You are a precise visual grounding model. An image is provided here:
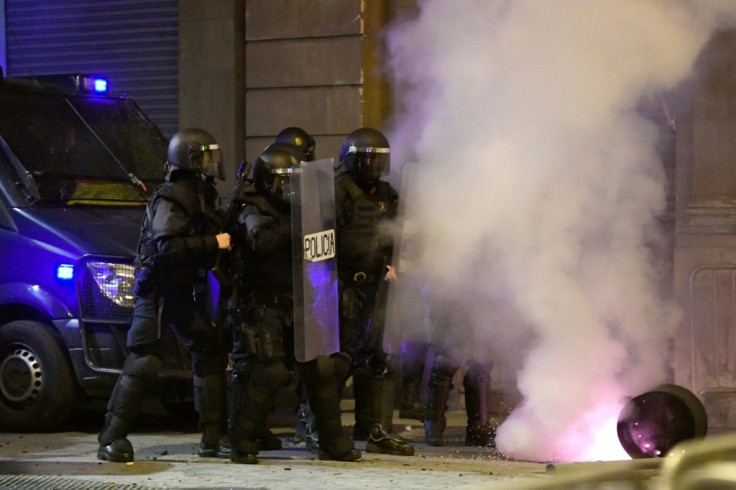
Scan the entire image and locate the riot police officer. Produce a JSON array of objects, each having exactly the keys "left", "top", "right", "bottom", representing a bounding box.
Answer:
[
  {"left": 97, "top": 128, "right": 231, "bottom": 463},
  {"left": 423, "top": 297, "right": 496, "bottom": 448},
  {"left": 334, "top": 127, "right": 414, "bottom": 456},
  {"left": 269, "top": 130, "right": 320, "bottom": 445},
  {"left": 275, "top": 126, "right": 316, "bottom": 161},
  {"left": 226, "top": 146, "right": 360, "bottom": 464}
]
